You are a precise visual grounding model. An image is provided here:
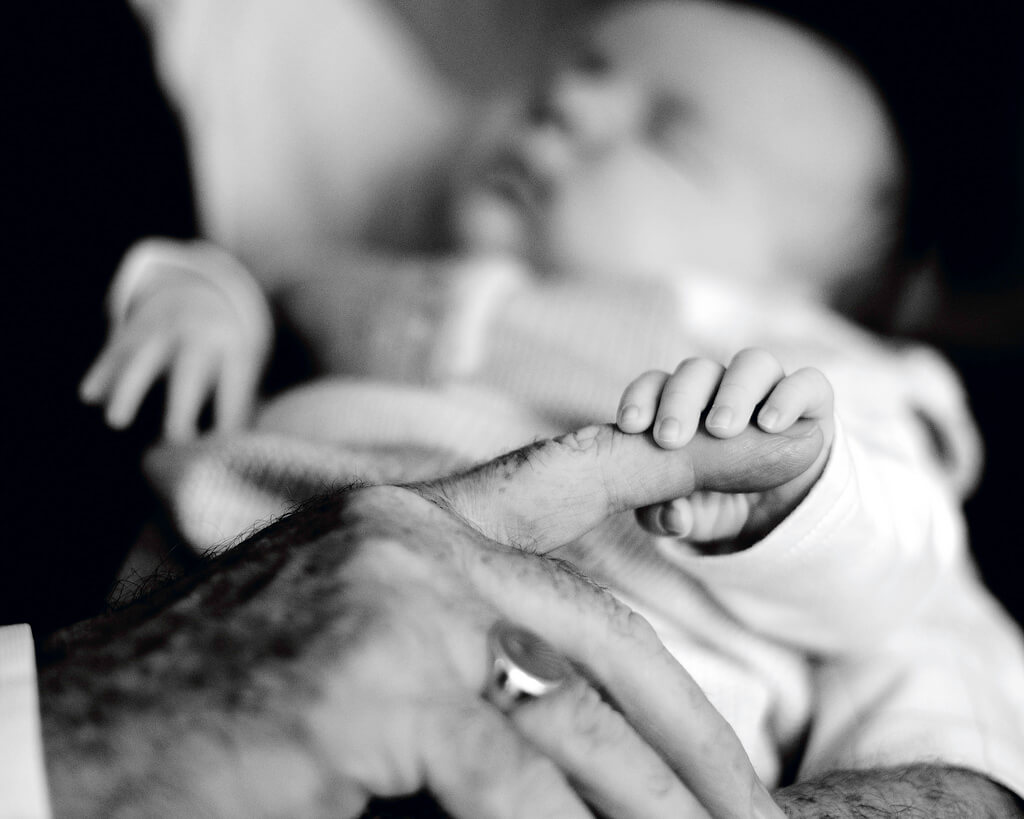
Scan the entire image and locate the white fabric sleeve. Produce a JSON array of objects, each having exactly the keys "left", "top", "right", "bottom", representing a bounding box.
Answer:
[
  {"left": 799, "top": 554, "right": 1024, "bottom": 801},
  {"left": 656, "top": 412, "right": 965, "bottom": 654},
  {"left": 0, "top": 625, "right": 51, "bottom": 818},
  {"left": 423, "top": 254, "right": 531, "bottom": 380}
]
